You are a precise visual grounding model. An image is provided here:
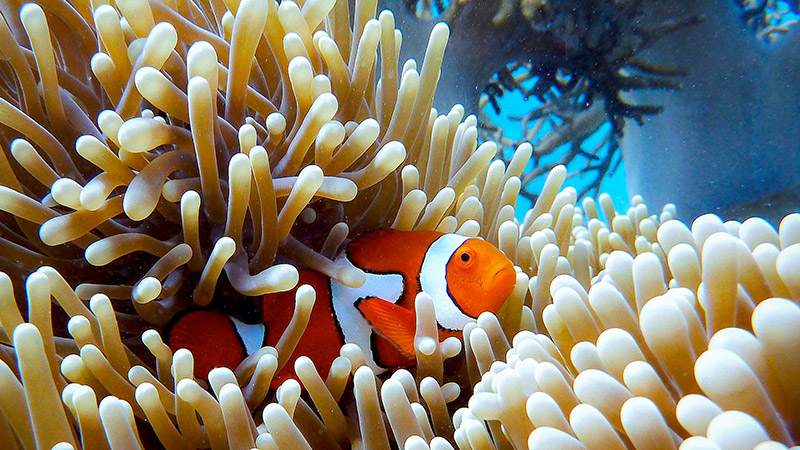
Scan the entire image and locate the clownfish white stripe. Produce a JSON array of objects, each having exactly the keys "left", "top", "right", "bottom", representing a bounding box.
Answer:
[
  {"left": 419, "top": 233, "right": 474, "bottom": 330},
  {"left": 330, "top": 257, "right": 404, "bottom": 371},
  {"left": 230, "top": 316, "right": 266, "bottom": 356}
]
